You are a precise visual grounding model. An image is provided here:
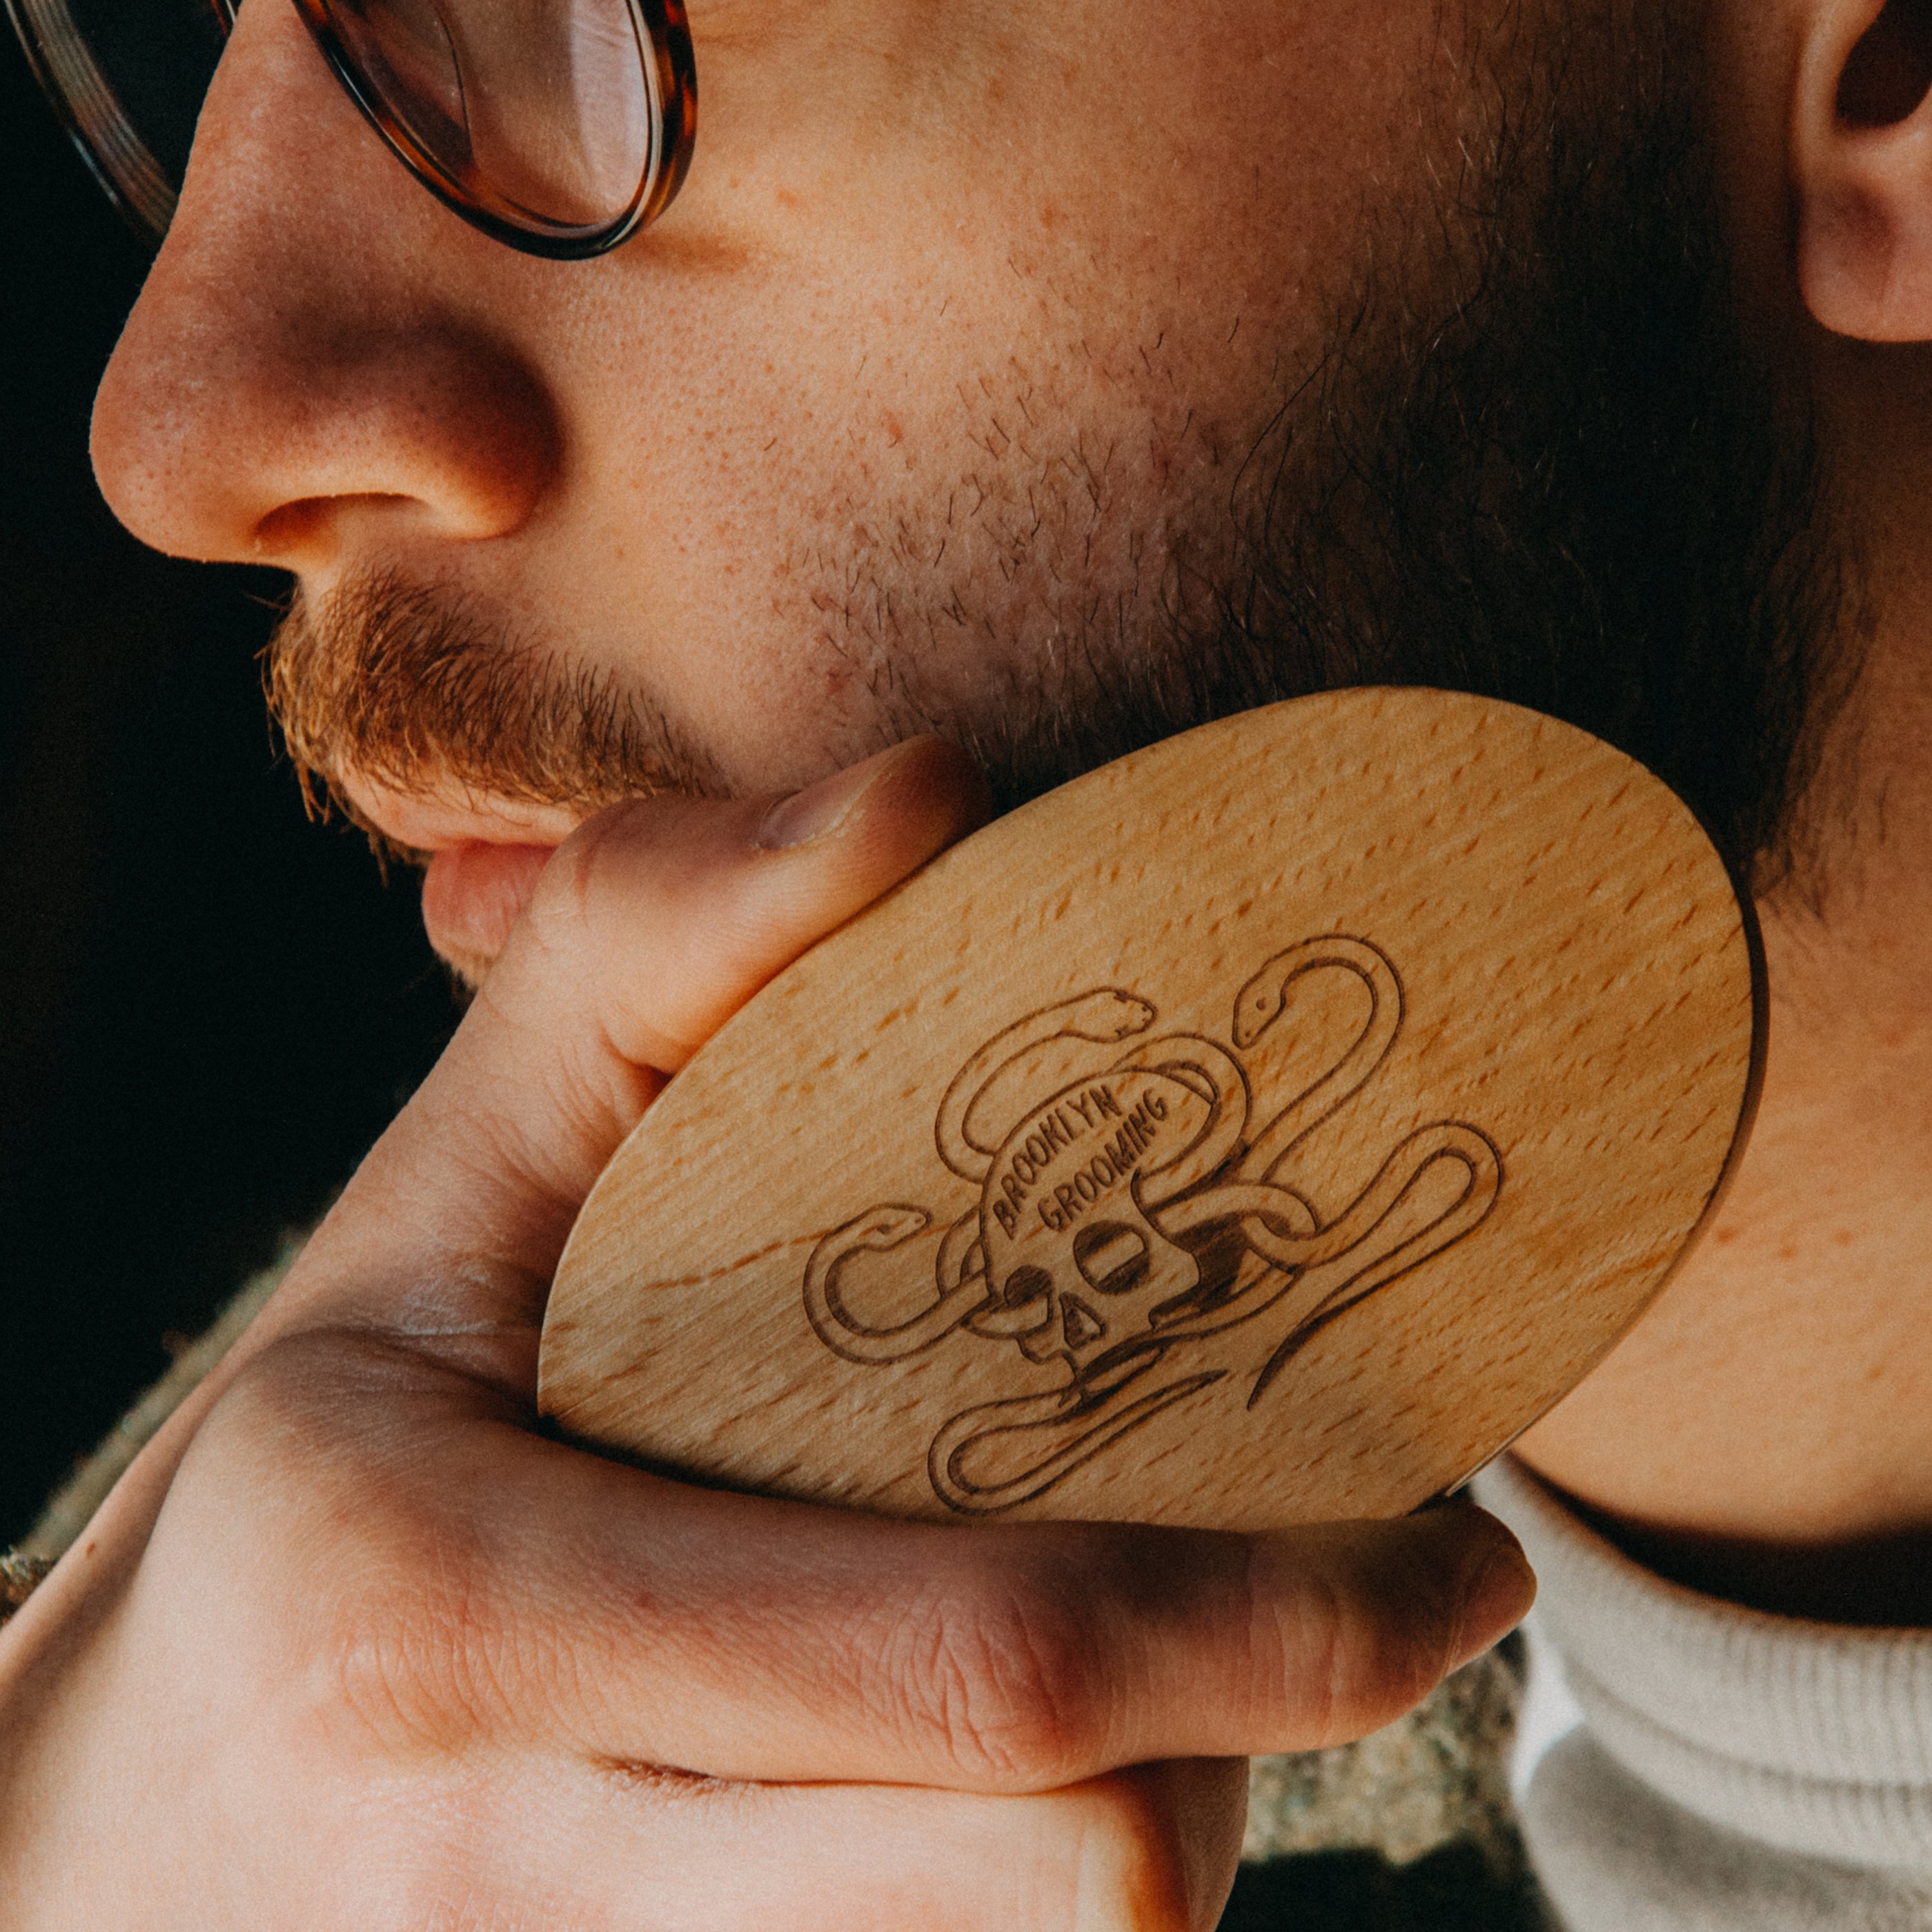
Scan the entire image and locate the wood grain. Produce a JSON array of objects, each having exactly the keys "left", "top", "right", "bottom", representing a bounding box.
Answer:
[{"left": 539, "top": 690, "right": 1762, "bottom": 1530}]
